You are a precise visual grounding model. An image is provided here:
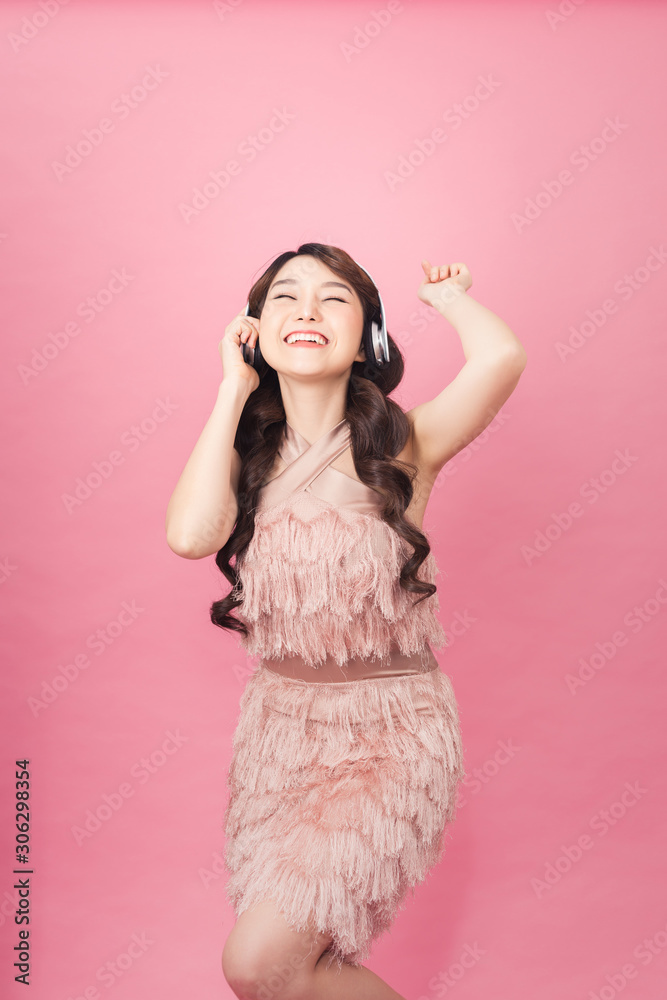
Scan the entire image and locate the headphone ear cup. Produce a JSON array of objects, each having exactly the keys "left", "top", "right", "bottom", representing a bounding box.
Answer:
[
  {"left": 360, "top": 322, "right": 376, "bottom": 373},
  {"left": 371, "top": 319, "right": 390, "bottom": 367},
  {"left": 252, "top": 336, "right": 265, "bottom": 372},
  {"left": 363, "top": 320, "right": 383, "bottom": 368},
  {"left": 371, "top": 321, "right": 380, "bottom": 349},
  {"left": 243, "top": 301, "right": 264, "bottom": 373},
  {"left": 241, "top": 303, "right": 265, "bottom": 374},
  {"left": 242, "top": 335, "right": 265, "bottom": 373}
]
